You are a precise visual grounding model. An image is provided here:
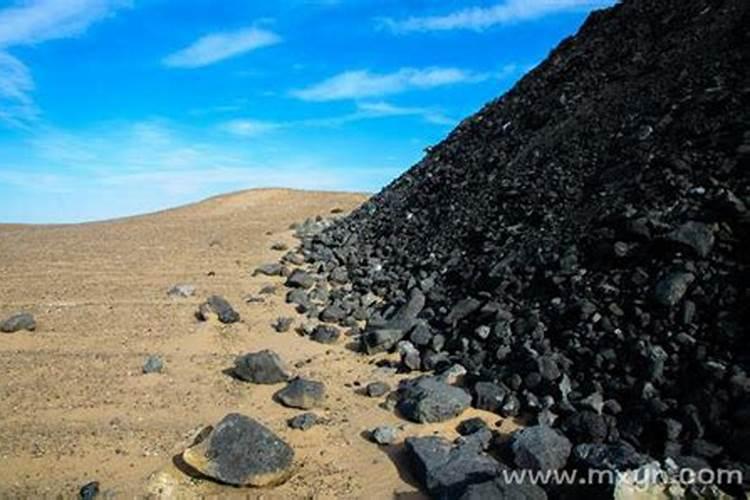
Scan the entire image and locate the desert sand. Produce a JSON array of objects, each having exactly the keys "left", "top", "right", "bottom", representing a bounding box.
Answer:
[{"left": 0, "top": 189, "right": 517, "bottom": 498}]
